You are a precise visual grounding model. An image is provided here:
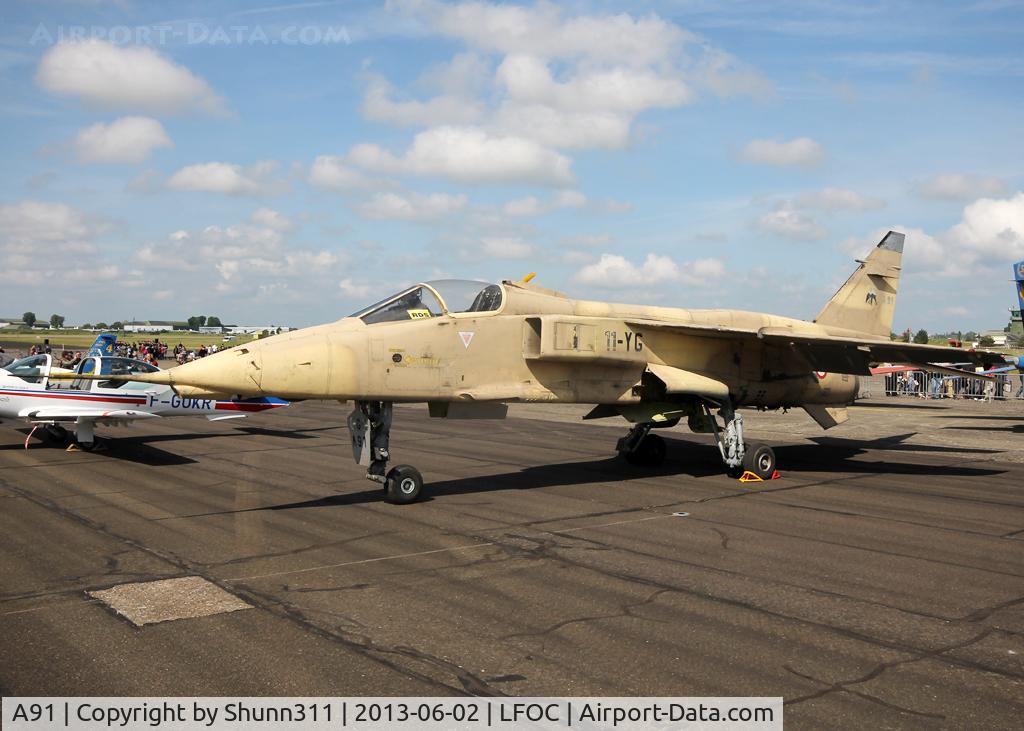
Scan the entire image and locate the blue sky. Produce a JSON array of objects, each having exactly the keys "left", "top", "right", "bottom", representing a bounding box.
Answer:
[{"left": 0, "top": 0, "right": 1022, "bottom": 331}]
